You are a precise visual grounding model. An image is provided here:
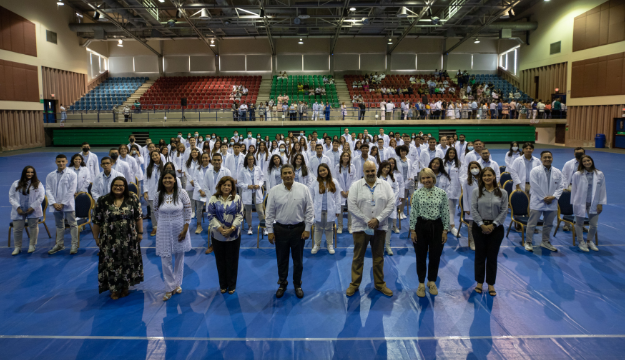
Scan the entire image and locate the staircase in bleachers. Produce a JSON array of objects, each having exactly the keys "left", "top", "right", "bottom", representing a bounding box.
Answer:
[
  {"left": 139, "top": 76, "right": 261, "bottom": 110},
  {"left": 69, "top": 77, "right": 148, "bottom": 112},
  {"left": 470, "top": 74, "right": 533, "bottom": 102},
  {"left": 269, "top": 75, "right": 339, "bottom": 107}
]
